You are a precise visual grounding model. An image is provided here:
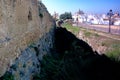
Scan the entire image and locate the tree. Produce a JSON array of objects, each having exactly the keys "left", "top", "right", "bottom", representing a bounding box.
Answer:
[{"left": 60, "top": 12, "right": 72, "bottom": 20}]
